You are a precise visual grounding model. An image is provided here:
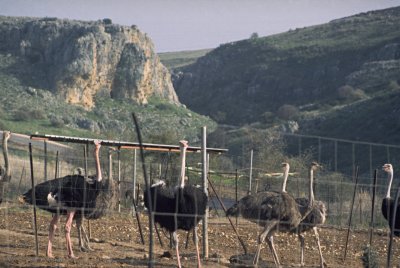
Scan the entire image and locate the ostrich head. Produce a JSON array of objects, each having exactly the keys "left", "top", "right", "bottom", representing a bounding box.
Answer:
[
  {"left": 74, "top": 167, "right": 84, "bottom": 176},
  {"left": 281, "top": 162, "right": 289, "bottom": 170},
  {"left": 310, "top": 161, "right": 322, "bottom": 171},
  {"left": 3, "top": 131, "right": 11, "bottom": 141},
  {"left": 226, "top": 203, "right": 239, "bottom": 217},
  {"left": 383, "top": 163, "right": 393, "bottom": 174},
  {"left": 179, "top": 140, "right": 188, "bottom": 148}
]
